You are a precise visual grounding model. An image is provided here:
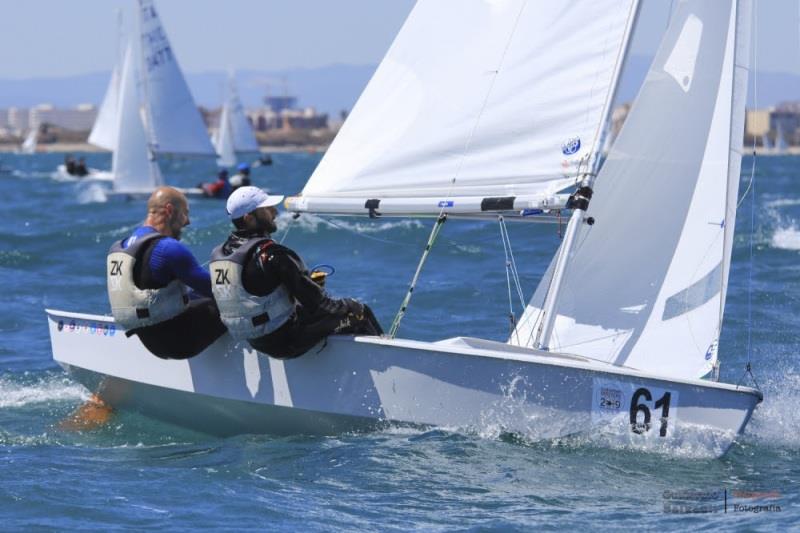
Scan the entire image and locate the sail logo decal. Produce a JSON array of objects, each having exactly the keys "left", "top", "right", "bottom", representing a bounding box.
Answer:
[
  {"left": 561, "top": 137, "right": 581, "bottom": 156},
  {"left": 438, "top": 200, "right": 454, "bottom": 208},
  {"left": 705, "top": 340, "right": 718, "bottom": 361}
]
